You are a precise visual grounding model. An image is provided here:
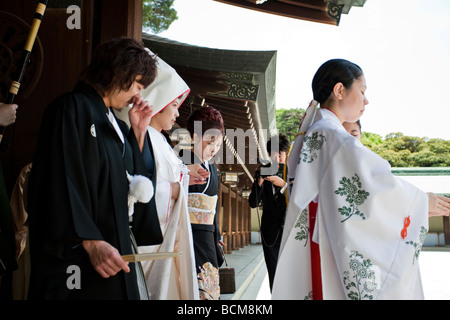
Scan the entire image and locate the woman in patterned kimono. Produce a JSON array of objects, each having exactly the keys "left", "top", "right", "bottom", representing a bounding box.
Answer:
[
  {"left": 184, "top": 106, "right": 225, "bottom": 300},
  {"left": 272, "top": 59, "right": 450, "bottom": 300}
]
